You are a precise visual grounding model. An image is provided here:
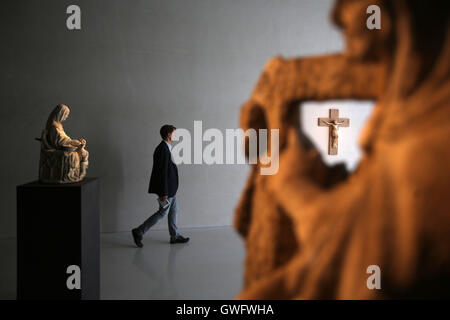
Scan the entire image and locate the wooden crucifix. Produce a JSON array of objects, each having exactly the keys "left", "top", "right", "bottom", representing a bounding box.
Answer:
[{"left": 318, "top": 109, "right": 350, "bottom": 155}]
